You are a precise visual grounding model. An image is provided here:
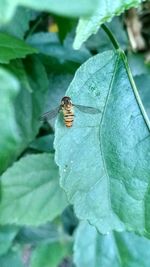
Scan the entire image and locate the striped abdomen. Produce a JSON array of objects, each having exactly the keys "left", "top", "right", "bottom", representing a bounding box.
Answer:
[{"left": 63, "top": 106, "right": 74, "bottom": 128}]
